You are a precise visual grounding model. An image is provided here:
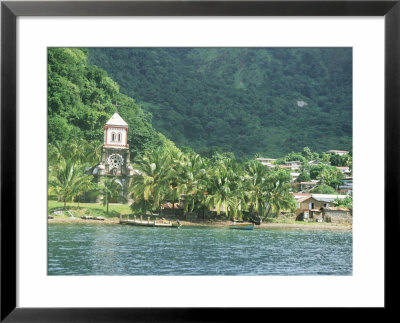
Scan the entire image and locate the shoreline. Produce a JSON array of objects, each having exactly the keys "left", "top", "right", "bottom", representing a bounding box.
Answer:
[{"left": 48, "top": 217, "right": 352, "bottom": 231}]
